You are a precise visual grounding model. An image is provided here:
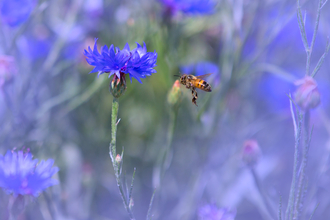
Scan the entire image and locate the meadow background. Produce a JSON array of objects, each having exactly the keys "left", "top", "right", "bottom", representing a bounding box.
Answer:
[{"left": 0, "top": 0, "right": 330, "bottom": 219}]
